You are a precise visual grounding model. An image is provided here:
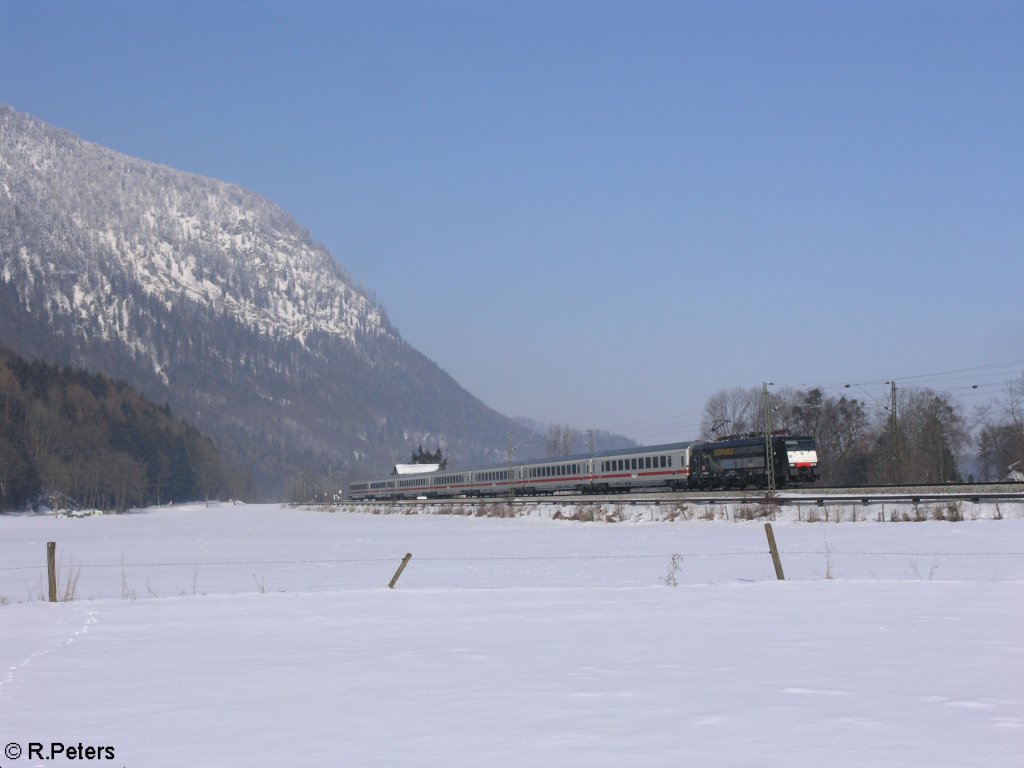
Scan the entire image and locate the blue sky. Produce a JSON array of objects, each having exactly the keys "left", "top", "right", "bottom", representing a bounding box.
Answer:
[{"left": 3, "top": 0, "right": 1022, "bottom": 444}]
